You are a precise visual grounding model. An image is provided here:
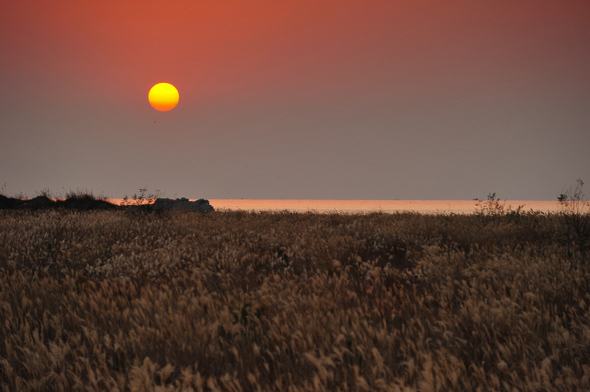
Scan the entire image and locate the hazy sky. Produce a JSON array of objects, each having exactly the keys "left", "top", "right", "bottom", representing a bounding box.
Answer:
[{"left": 1, "top": 1, "right": 589, "bottom": 200}]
